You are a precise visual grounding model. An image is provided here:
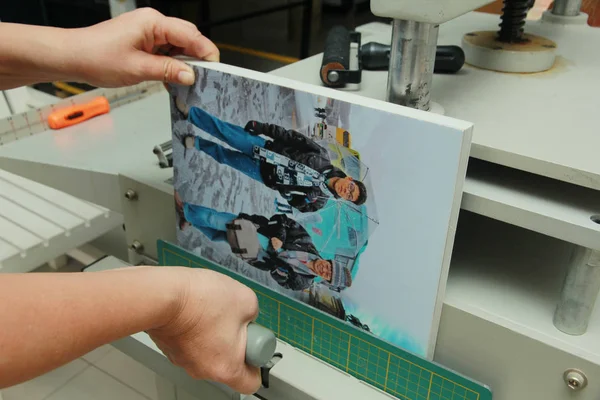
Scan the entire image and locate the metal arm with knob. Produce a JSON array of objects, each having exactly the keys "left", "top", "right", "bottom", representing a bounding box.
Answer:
[{"left": 245, "top": 322, "right": 281, "bottom": 390}]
